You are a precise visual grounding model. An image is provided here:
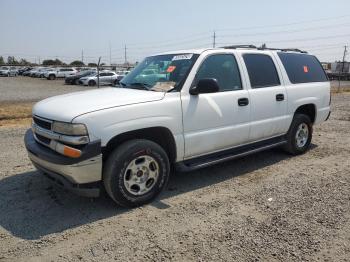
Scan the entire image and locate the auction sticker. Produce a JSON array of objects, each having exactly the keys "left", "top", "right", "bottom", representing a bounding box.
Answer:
[{"left": 172, "top": 54, "right": 193, "bottom": 61}]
